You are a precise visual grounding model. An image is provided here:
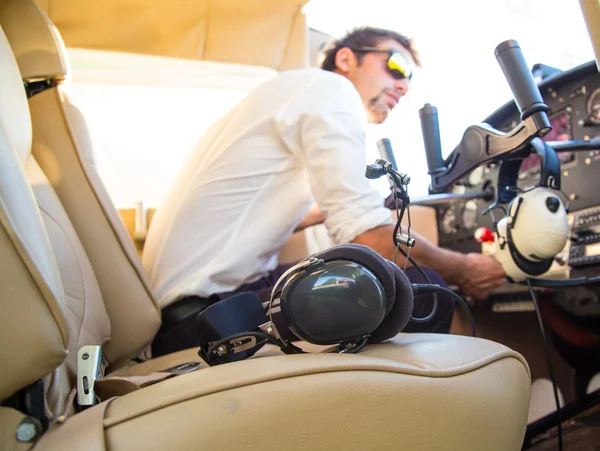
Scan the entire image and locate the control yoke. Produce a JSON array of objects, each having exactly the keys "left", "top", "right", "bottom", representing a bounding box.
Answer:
[{"left": 420, "top": 40, "right": 552, "bottom": 193}]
